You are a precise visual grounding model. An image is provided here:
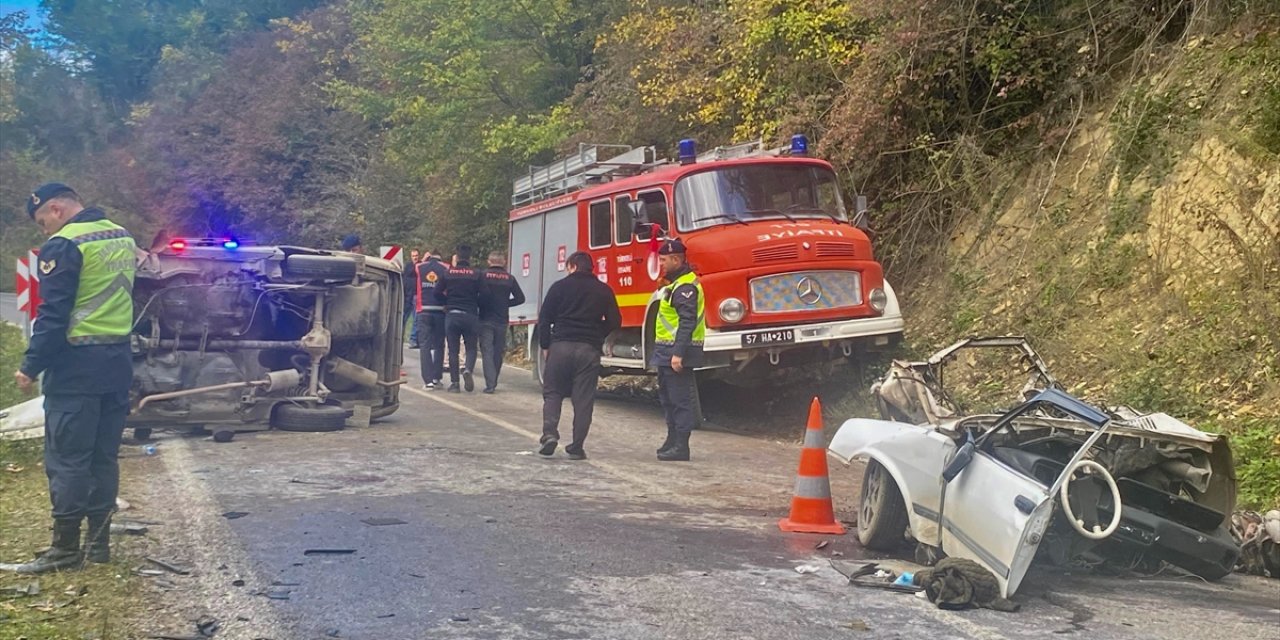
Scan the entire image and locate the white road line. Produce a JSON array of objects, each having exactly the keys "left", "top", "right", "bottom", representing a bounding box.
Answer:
[{"left": 402, "top": 384, "right": 676, "bottom": 499}]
